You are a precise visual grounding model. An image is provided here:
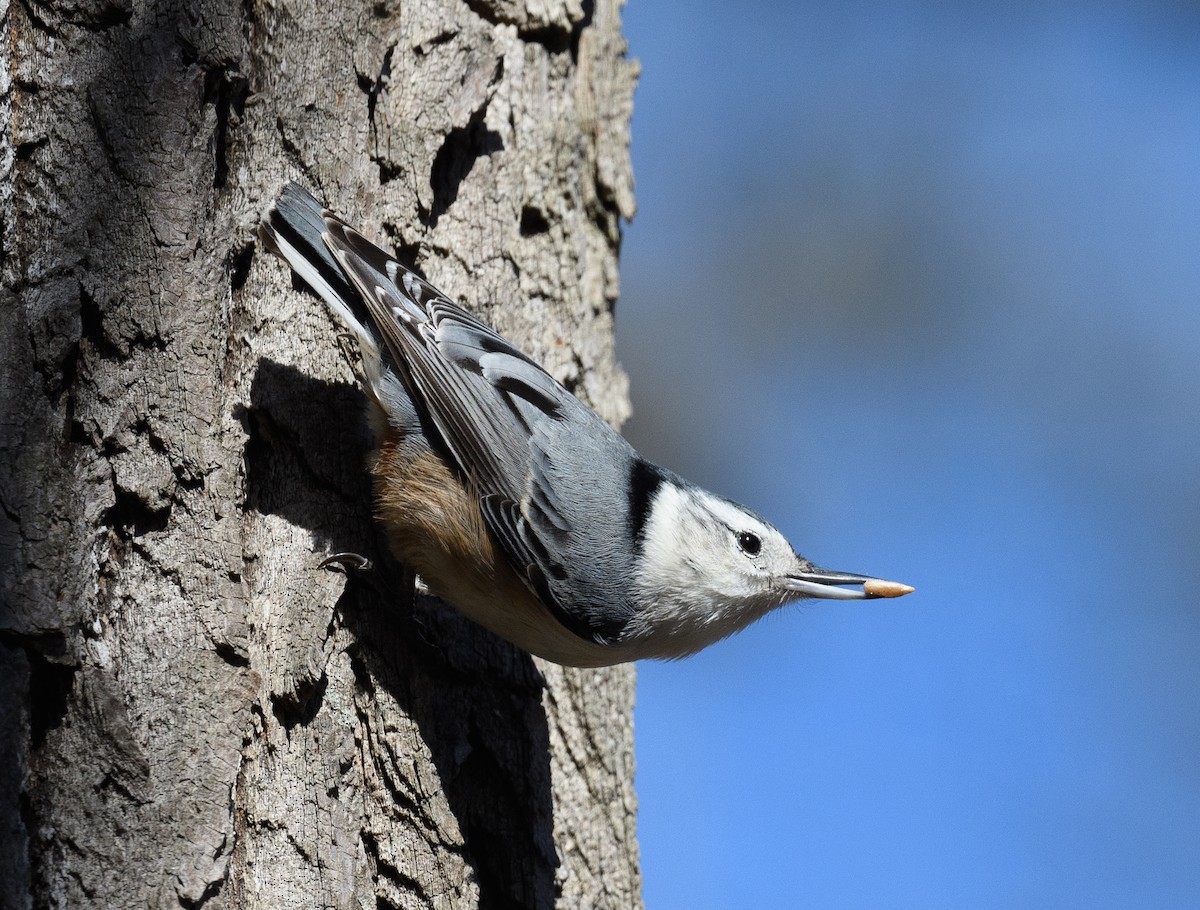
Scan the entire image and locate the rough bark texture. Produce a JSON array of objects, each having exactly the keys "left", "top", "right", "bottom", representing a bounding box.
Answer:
[{"left": 0, "top": 0, "right": 640, "bottom": 905}]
